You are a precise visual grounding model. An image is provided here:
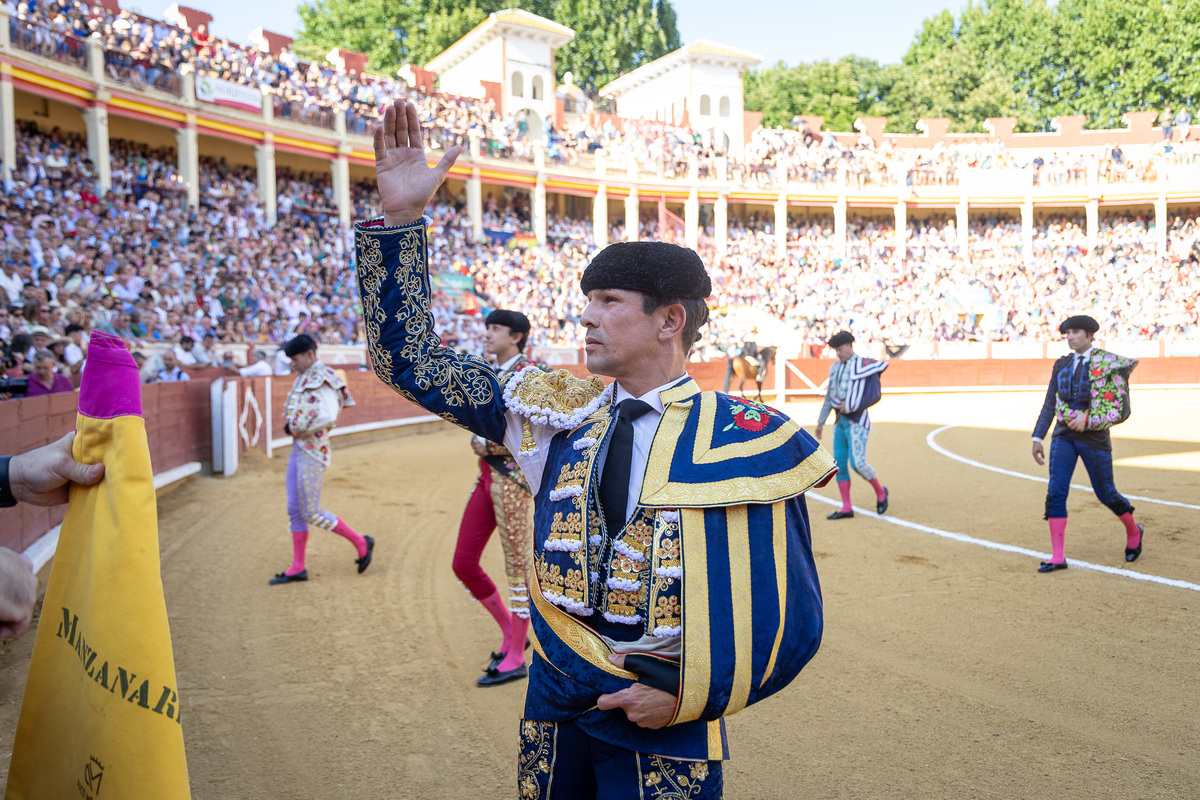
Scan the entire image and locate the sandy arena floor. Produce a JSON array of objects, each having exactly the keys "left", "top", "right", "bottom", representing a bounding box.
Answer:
[{"left": 2, "top": 389, "right": 1198, "bottom": 799}]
